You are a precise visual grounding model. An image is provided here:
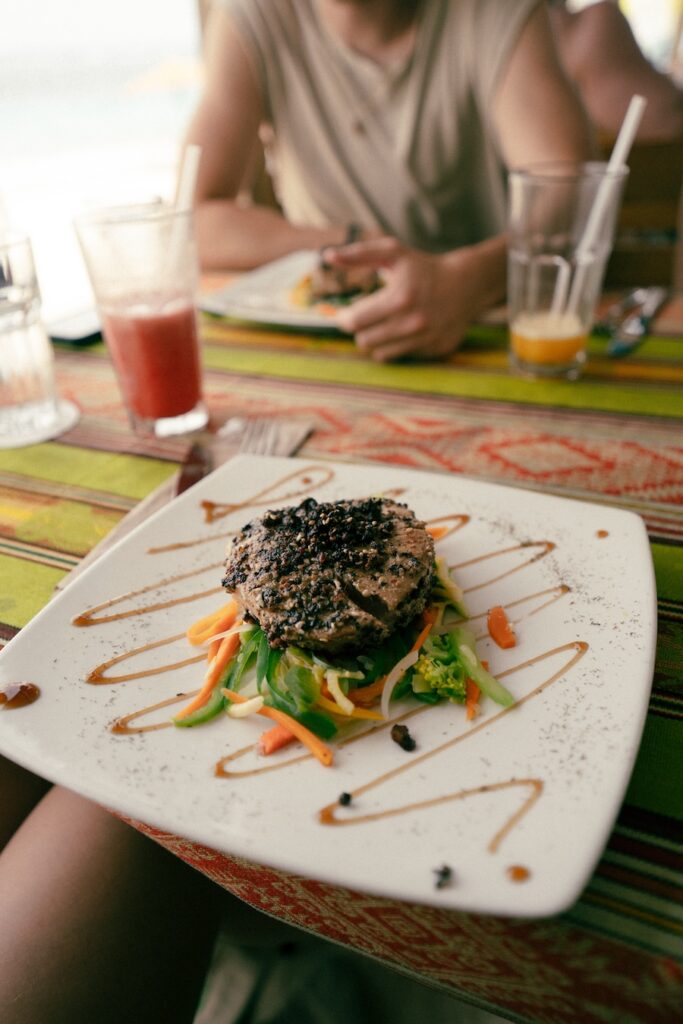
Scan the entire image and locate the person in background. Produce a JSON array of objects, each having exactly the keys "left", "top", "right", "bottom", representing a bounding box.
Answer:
[
  {"left": 548, "top": 0, "right": 683, "bottom": 142},
  {"left": 185, "top": 0, "right": 592, "bottom": 361}
]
